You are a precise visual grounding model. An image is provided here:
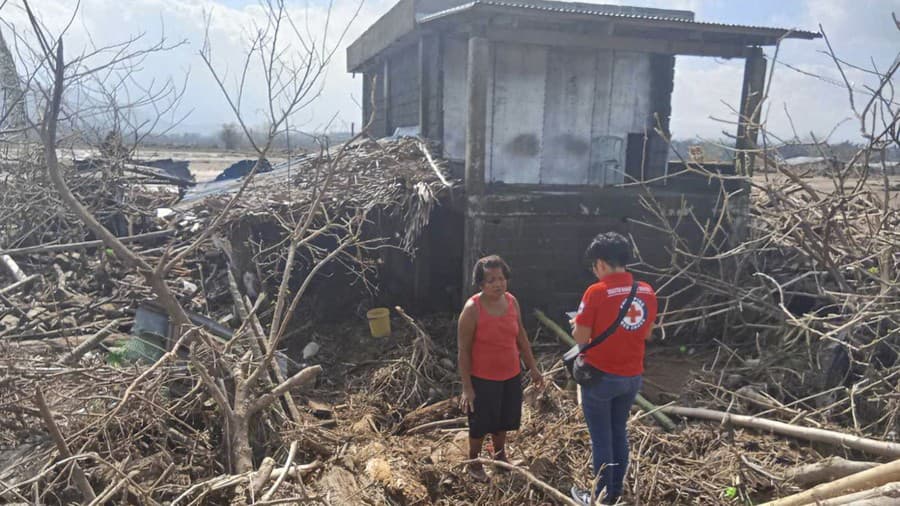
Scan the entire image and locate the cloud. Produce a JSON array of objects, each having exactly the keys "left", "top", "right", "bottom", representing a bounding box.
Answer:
[
  {"left": 1, "top": 0, "right": 896, "bottom": 141},
  {"left": 1, "top": 0, "right": 390, "bottom": 134}
]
